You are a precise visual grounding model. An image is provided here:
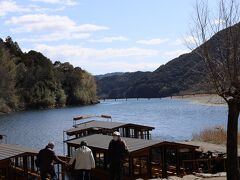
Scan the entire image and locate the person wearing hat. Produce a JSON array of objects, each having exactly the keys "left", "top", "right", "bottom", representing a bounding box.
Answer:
[
  {"left": 36, "top": 142, "right": 68, "bottom": 180},
  {"left": 69, "top": 140, "right": 95, "bottom": 180},
  {"left": 108, "top": 131, "right": 129, "bottom": 180}
]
